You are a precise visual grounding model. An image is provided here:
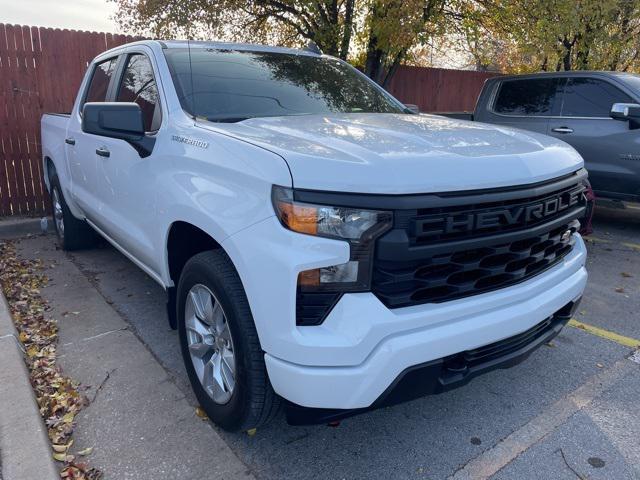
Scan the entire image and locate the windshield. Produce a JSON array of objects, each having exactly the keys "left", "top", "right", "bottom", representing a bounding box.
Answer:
[
  {"left": 163, "top": 48, "right": 407, "bottom": 122},
  {"left": 618, "top": 73, "right": 640, "bottom": 98}
]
